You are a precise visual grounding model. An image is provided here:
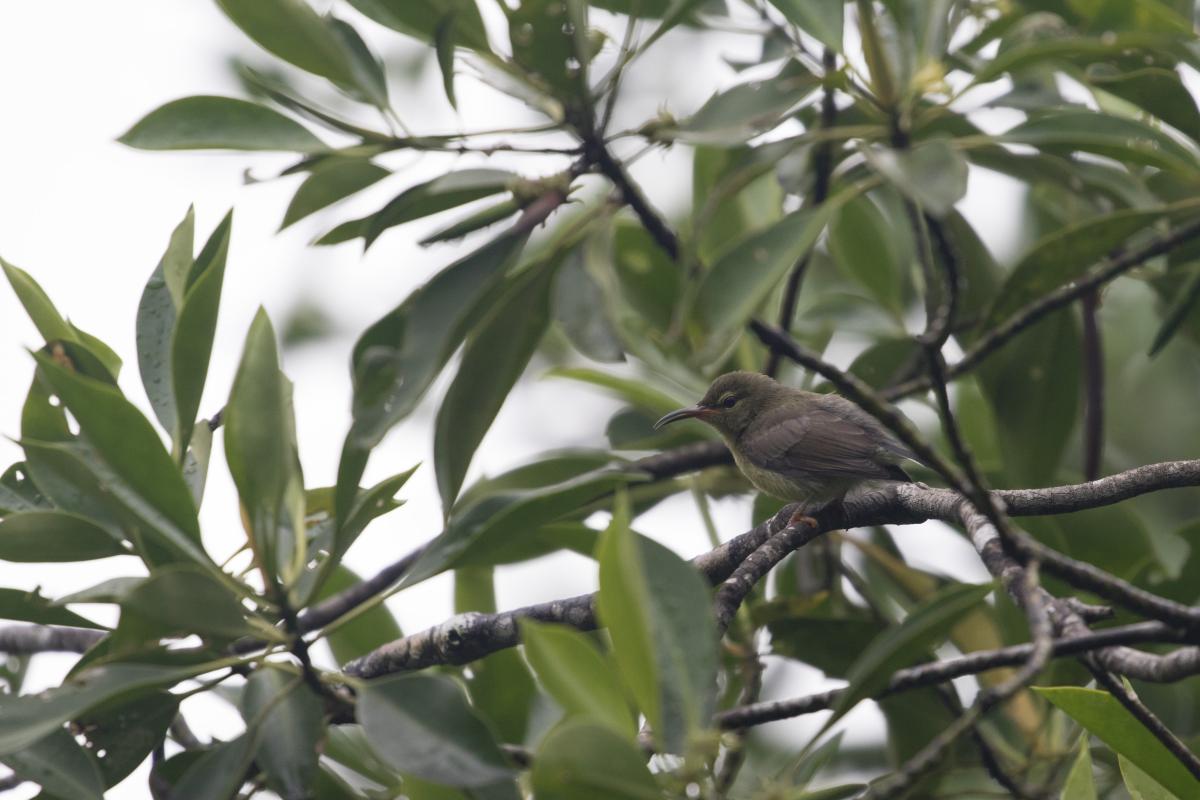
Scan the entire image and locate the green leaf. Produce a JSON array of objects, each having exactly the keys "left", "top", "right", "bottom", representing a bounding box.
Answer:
[
  {"left": 767, "top": 612, "right": 888, "bottom": 677},
  {"left": 0, "top": 587, "right": 104, "bottom": 629},
  {"left": 985, "top": 204, "right": 1199, "bottom": 329},
  {"left": 435, "top": 13, "right": 459, "bottom": 108},
  {"left": 346, "top": 0, "right": 491, "bottom": 51},
  {"left": 0, "top": 510, "right": 126, "bottom": 562},
  {"left": 281, "top": 158, "right": 389, "bottom": 230},
  {"left": 119, "top": 96, "right": 326, "bottom": 152},
  {"left": 171, "top": 211, "right": 231, "bottom": 455},
  {"left": 1149, "top": 264, "right": 1200, "bottom": 356},
  {"left": 863, "top": 138, "right": 968, "bottom": 216},
  {"left": 0, "top": 728, "right": 105, "bottom": 799},
  {"left": 465, "top": 644, "right": 537, "bottom": 745},
  {"left": 337, "top": 229, "right": 529, "bottom": 523},
  {"left": 520, "top": 620, "right": 636, "bottom": 734},
  {"left": 121, "top": 566, "right": 255, "bottom": 640},
  {"left": 31, "top": 355, "right": 205, "bottom": 559},
  {"left": 419, "top": 198, "right": 521, "bottom": 246},
  {"left": 597, "top": 495, "right": 718, "bottom": 752},
  {"left": 821, "top": 582, "right": 993, "bottom": 736},
  {"left": 435, "top": 259, "right": 557, "bottom": 509},
  {"left": 766, "top": 0, "right": 844, "bottom": 51},
  {"left": 77, "top": 691, "right": 178, "bottom": 787},
  {"left": 552, "top": 249, "right": 624, "bottom": 362},
  {"left": 3, "top": 259, "right": 73, "bottom": 342},
  {"left": 530, "top": 720, "right": 660, "bottom": 800},
  {"left": 673, "top": 60, "right": 819, "bottom": 145},
  {"left": 136, "top": 207, "right": 194, "bottom": 434},
  {"left": 403, "top": 468, "right": 645, "bottom": 585},
  {"left": 171, "top": 731, "right": 258, "bottom": 800},
  {"left": 1062, "top": 737, "right": 1098, "bottom": 800},
  {"left": 509, "top": 0, "right": 587, "bottom": 101},
  {"left": 314, "top": 564, "right": 403, "bottom": 665},
  {"left": 695, "top": 198, "right": 843, "bottom": 339},
  {"left": 241, "top": 667, "right": 324, "bottom": 800},
  {"left": 361, "top": 169, "right": 514, "bottom": 248},
  {"left": 357, "top": 674, "right": 514, "bottom": 788},
  {"left": 1001, "top": 110, "right": 1200, "bottom": 174},
  {"left": 1087, "top": 66, "right": 1200, "bottom": 143},
  {"left": 544, "top": 368, "right": 694, "bottom": 417},
  {"left": 215, "top": 0, "right": 356, "bottom": 87},
  {"left": 1037, "top": 686, "right": 1200, "bottom": 800},
  {"left": 972, "top": 33, "right": 1180, "bottom": 85},
  {"left": 1122, "top": 755, "right": 1179, "bottom": 800},
  {"left": 828, "top": 194, "right": 905, "bottom": 312},
  {"left": 225, "top": 310, "right": 306, "bottom": 587},
  {"left": 329, "top": 16, "right": 392, "bottom": 109},
  {"left": 0, "top": 662, "right": 210, "bottom": 755}
]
